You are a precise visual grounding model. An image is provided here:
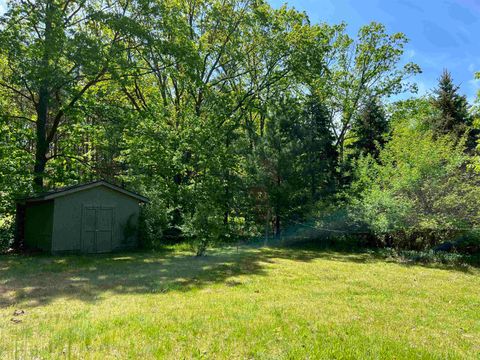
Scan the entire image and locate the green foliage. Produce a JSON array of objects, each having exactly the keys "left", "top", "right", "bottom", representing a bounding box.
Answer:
[
  {"left": 314, "top": 21, "right": 420, "bottom": 159},
  {"left": 348, "top": 97, "right": 389, "bottom": 159},
  {"left": 6, "top": 0, "right": 478, "bottom": 256},
  {"left": 453, "top": 230, "right": 480, "bottom": 254},
  {"left": 138, "top": 194, "right": 170, "bottom": 250},
  {"left": 382, "top": 248, "right": 473, "bottom": 267},
  {"left": 181, "top": 201, "right": 225, "bottom": 256},
  {"left": 0, "top": 215, "right": 14, "bottom": 252},
  {"left": 429, "top": 70, "right": 472, "bottom": 141},
  {"left": 299, "top": 97, "right": 338, "bottom": 200},
  {"left": 351, "top": 107, "right": 480, "bottom": 250},
  {"left": 473, "top": 74, "right": 480, "bottom": 171},
  {"left": 0, "top": 0, "right": 147, "bottom": 190}
]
